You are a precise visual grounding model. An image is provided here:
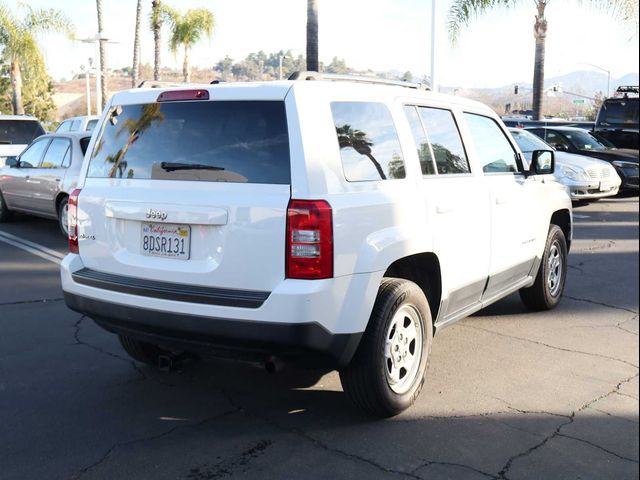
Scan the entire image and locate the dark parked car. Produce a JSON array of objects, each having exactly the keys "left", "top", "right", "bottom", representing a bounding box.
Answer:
[
  {"left": 594, "top": 87, "right": 639, "bottom": 150},
  {"left": 526, "top": 126, "right": 639, "bottom": 191}
]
